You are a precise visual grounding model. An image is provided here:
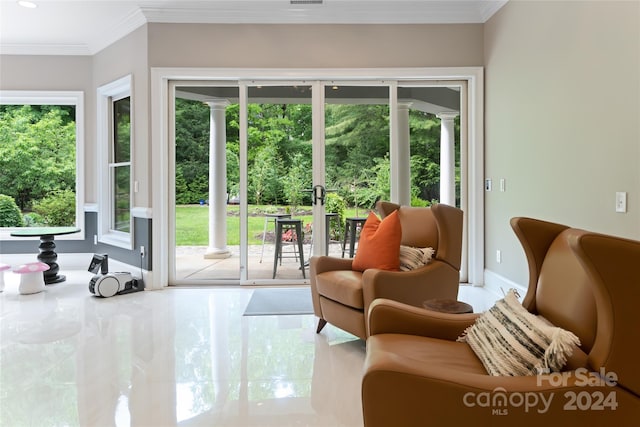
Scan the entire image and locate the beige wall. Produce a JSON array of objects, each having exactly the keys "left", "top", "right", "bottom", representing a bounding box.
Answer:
[
  {"left": 147, "top": 23, "right": 484, "bottom": 68},
  {"left": 0, "top": 55, "right": 91, "bottom": 91},
  {"left": 93, "top": 25, "right": 150, "bottom": 208},
  {"left": 484, "top": 0, "right": 640, "bottom": 286}
]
